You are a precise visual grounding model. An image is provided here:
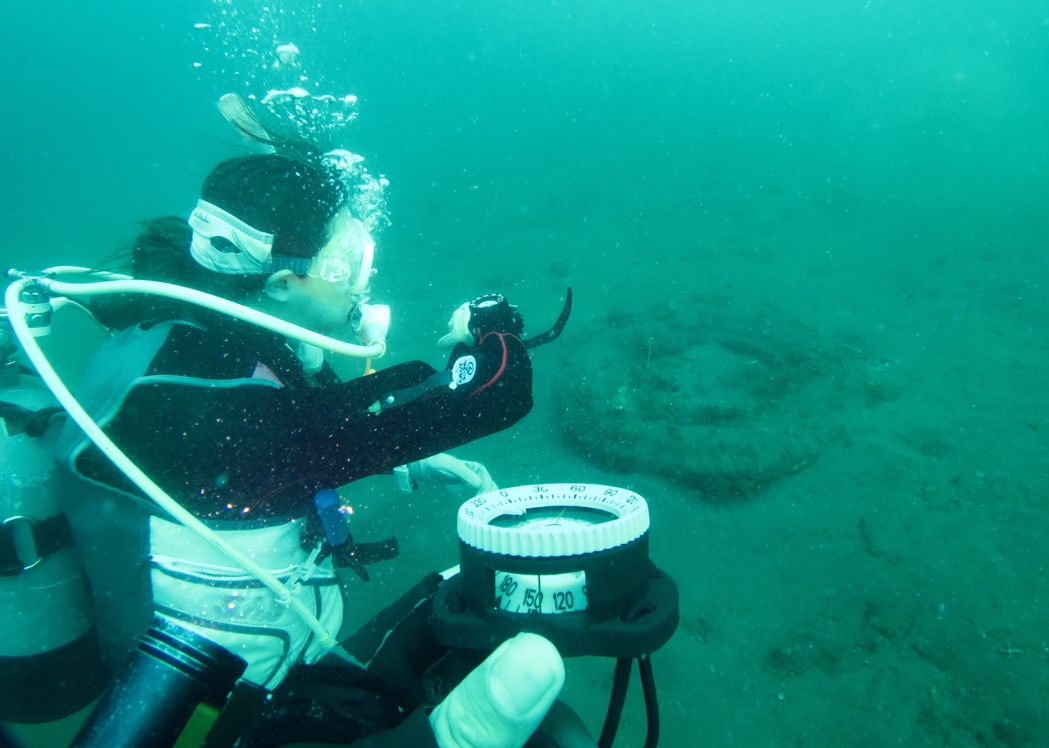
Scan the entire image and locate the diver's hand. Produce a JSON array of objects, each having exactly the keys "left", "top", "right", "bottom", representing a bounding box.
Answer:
[
  {"left": 429, "top": 633, "right": 565, "bottom": 748},
  {"left": 438, "top": 302, "right": 474, "bottom": 349},
  {"left": 438, "top": 295, "right": 525, "bottom": 350},
  {"left": 358, "top": 302, "right": 391, "bottom": 348},
  {"left": 410, "top": 454, "right": 497, "bottom": 497}
]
